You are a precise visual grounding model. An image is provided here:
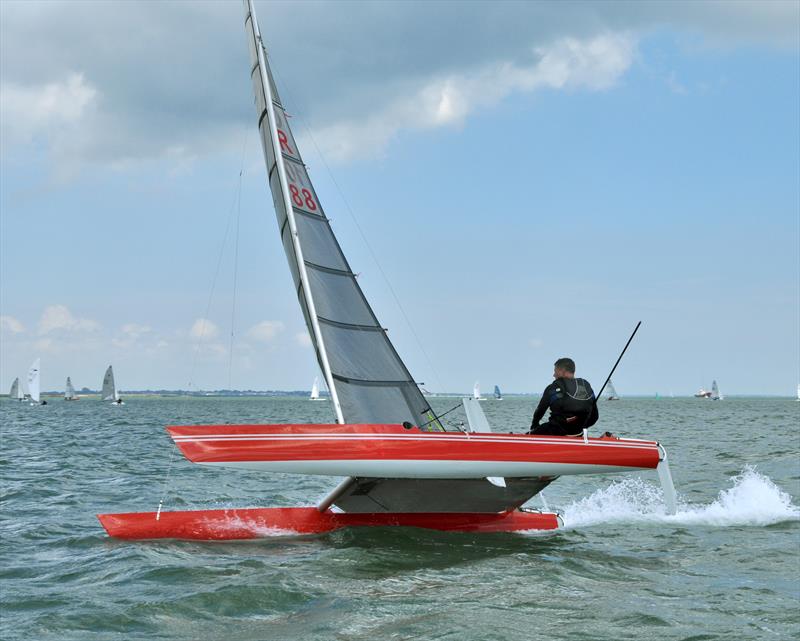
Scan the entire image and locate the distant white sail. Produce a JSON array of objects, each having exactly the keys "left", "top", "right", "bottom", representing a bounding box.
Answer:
[
  {"left": 493, "top": 385, "right": 502, "bottom": 400},
  {"left": 606, "top": 379, "right": 620, "bottom": 400},
  {"left": 711, "top": 380, "right": 722, "bottom": 401},
  {"left": 9, "top": 377, "right": 23, "bottom": 401},
  {"left": 473, "top": 382, "right": 483, "bottom": 400},
  {"left": 796, "top": 384, "right": 799, "bottom": 401},
  {"left": 65, "top": 377, "right": 76, "bottom": 401},
  {"left": 102, "top": 366, "right": 117, "bottom": 401},
  {"left": 27, "top": 358, "right": 41, "bottom": 404},
  {"left": 310, "top": 377, "right": 321, "bottom": 400}
]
